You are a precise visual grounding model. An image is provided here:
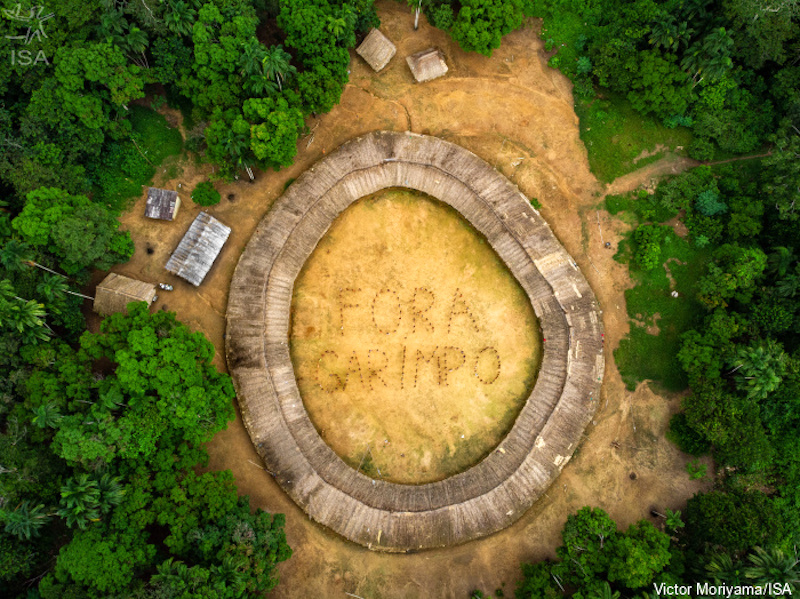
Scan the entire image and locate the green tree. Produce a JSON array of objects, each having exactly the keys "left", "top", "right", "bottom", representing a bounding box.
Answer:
[
  {"left": 12, "top": 188, "right": 134, "bottom": 274},
  {"left": 763, "top": 129, "right": 800, "bottom": 221},
  {"left": 191, "top": 180, "right": 221, "bottom": 206},
  {"left": 723, "top": 0, "right": 800, "bottom": 68},
  {"left": 244, "top": 95, "right": 306, "bottom": 168},
  {"left": 606, "top": 521, "right": 671, "bottom": 589},
  {"left": 697, "top": 243, "right": 767, "bottom": 308},
  {"left": 684, "top": 490, "right": 786, "bottom": 553},
  {"left": 557, "top": 506, "right": 617, "bottom": 583},
  {"left": 449, "top": 0, "right": 532, "bottom": 56},
  {"left": 36, "top": 303, "right": 236, "bottom": 471}
]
